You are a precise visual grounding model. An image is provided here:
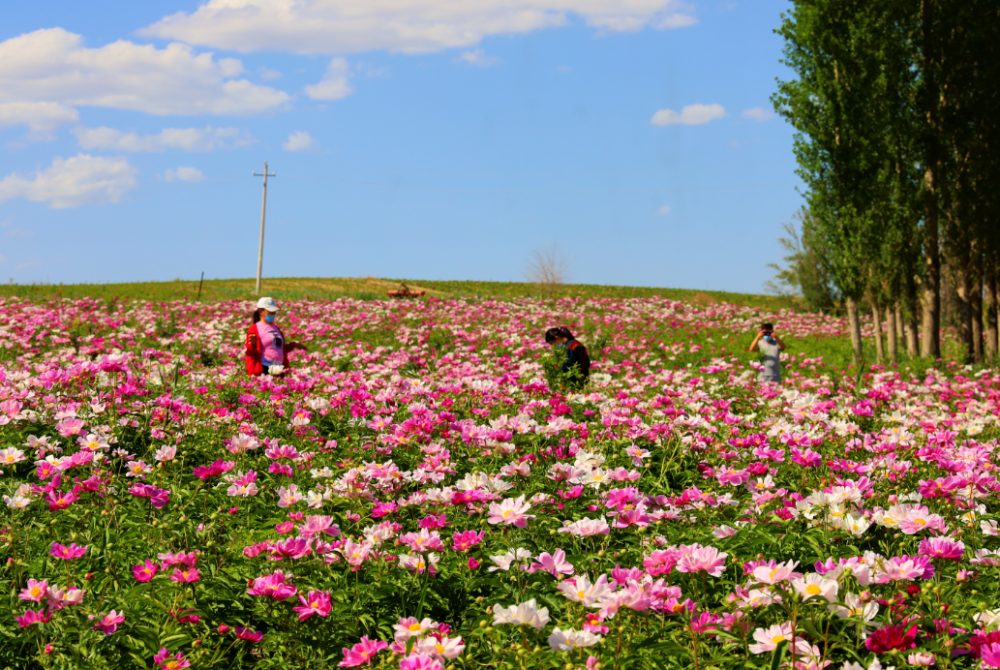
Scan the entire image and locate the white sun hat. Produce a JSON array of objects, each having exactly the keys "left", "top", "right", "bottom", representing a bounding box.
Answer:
[{"left": 256, "top": 297, "right": 279, "bottom": 312}]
